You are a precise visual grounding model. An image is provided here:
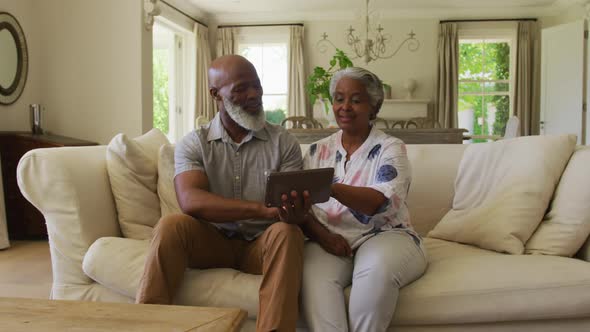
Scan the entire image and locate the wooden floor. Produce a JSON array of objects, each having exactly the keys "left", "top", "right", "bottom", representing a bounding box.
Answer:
[{"left": 0, "top": 240, "right": 52, "bottom": 299}]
